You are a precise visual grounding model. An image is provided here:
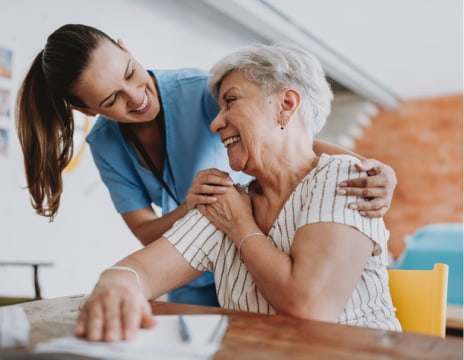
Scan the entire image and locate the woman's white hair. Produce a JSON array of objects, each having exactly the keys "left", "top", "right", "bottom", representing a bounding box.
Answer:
[{"left": 208, "top": 43, "right": 333, "bottom": 136}]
